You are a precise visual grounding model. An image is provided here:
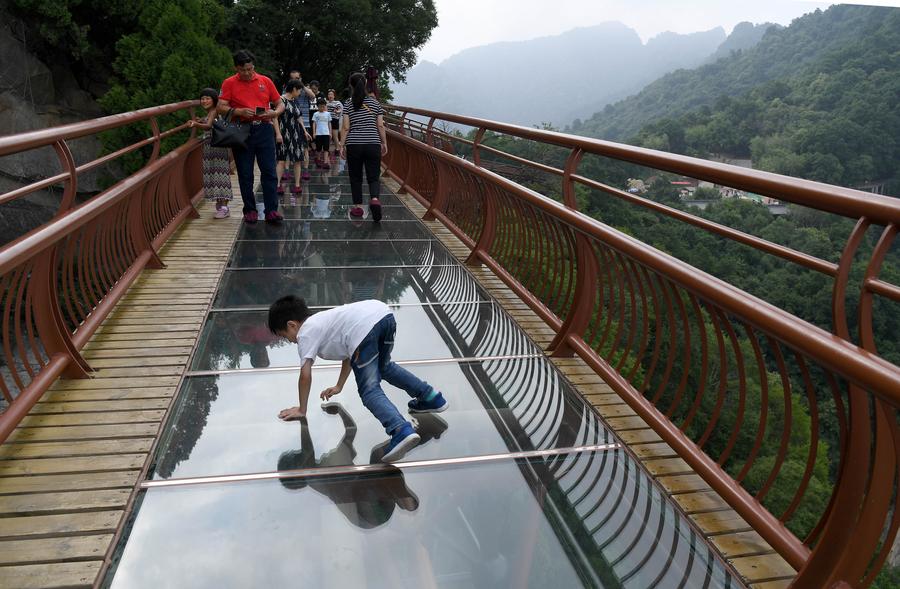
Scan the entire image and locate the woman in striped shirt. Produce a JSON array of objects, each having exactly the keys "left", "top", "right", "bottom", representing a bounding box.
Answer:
[{"left": 340, "top": 72, "right": 388, "bottom": 221}]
